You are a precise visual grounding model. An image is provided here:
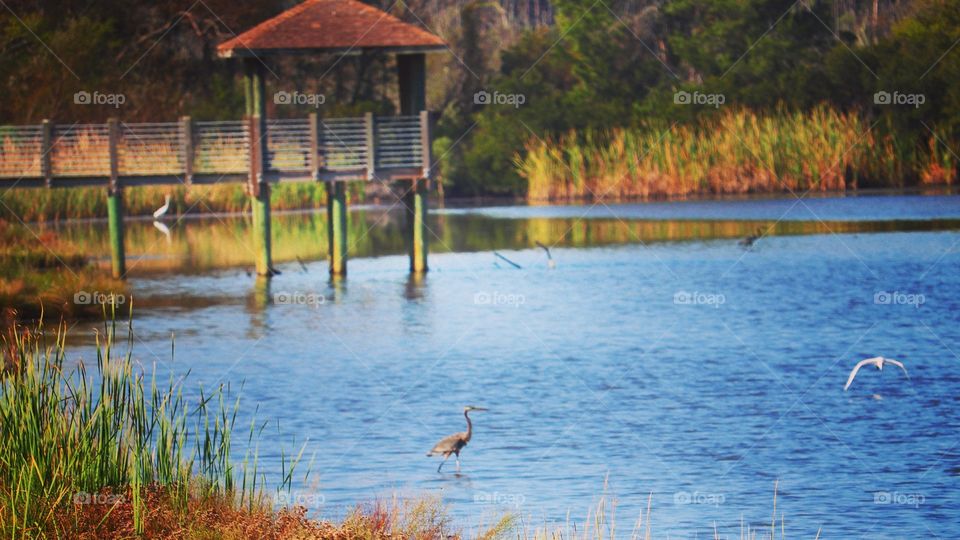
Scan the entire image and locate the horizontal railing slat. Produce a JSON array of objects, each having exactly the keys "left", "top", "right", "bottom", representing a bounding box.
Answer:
[{"left": 0, "top": 113, "right": 428, "bottom": 181}]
